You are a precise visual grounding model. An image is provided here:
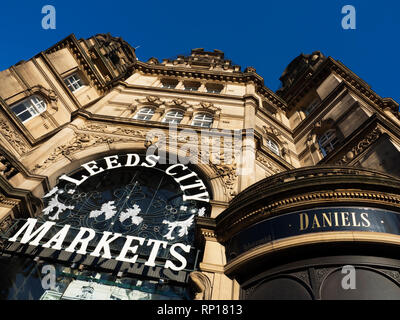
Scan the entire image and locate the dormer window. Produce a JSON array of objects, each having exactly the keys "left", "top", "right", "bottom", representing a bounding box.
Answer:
[
  {"left": 11, "top": 95, "right": 47, "bottom": 123},
  {"left": 192, "top": 113, "right": 213, "bottom": 128},
  {"left": 64, "top": 73, "right": 84, "bottom": 93},
  {"left": 318, "top": 129, "right": 339, "bottom": 156},
  {"left": 184, "top": 81, "right": 201, "bottom": 92},
  {"left": 266, "top": 139, "right": 280, "bottom": 156},
  {"left": 161, "top": 79, "right": 178, "bottom": 89},
  {"left": 162, "top": 110, "right": 184, "bottom": 124},
  {"left": 134, "top": 107, "right": 155, "bottom": 121}
]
